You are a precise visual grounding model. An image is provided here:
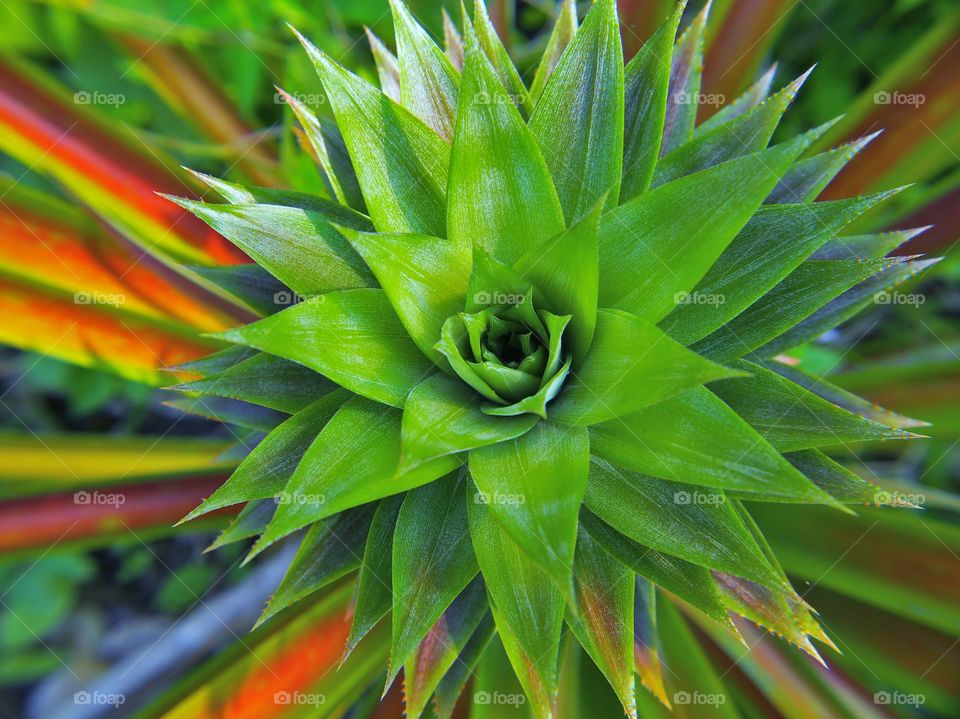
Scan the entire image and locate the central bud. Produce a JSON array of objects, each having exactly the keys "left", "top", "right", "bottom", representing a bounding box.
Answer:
[{"left": 436, "top": 287, "right": 573, "bottom": 419}]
